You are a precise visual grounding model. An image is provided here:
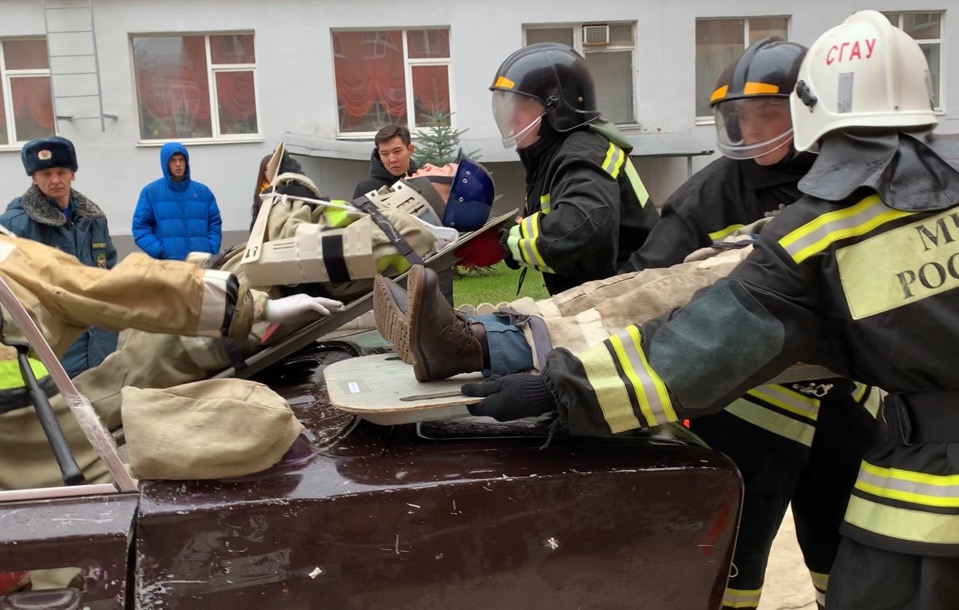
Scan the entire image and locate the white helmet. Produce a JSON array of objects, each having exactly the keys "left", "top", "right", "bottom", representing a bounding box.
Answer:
[{"left": 790, "top": 10, "right": 937, "bottom": 152}]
